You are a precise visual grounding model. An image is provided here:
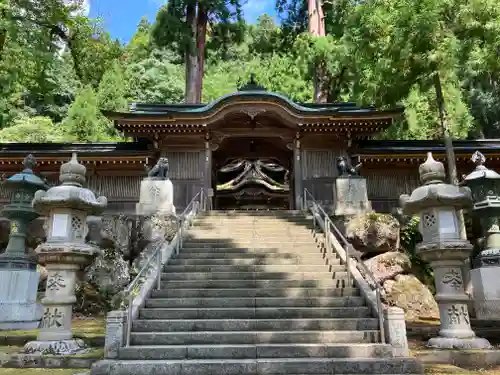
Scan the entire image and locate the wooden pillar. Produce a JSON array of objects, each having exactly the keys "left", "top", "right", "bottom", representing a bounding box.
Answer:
[
  {"left": 294, "top": 136, "right": 303, "bottom": 210},
  {"left": 204, "top": 138, "right": 212, "bottom": 211}
]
